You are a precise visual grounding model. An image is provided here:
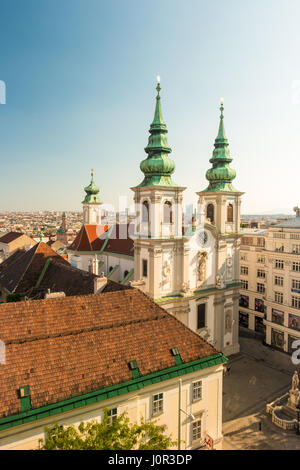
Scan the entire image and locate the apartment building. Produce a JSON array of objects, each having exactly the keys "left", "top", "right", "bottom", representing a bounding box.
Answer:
[{"left": 239, "top": 208, "right": 300, "bottom": 354}]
